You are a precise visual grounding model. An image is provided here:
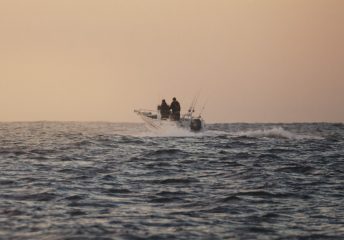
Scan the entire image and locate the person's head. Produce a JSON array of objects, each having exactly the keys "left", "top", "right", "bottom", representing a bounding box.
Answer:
[
  {"left": 162, "top": 99, "right": 166, "bottom": 103},
  {"left": 173, "top": 97, "right": 176, "bottom": 101}
]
